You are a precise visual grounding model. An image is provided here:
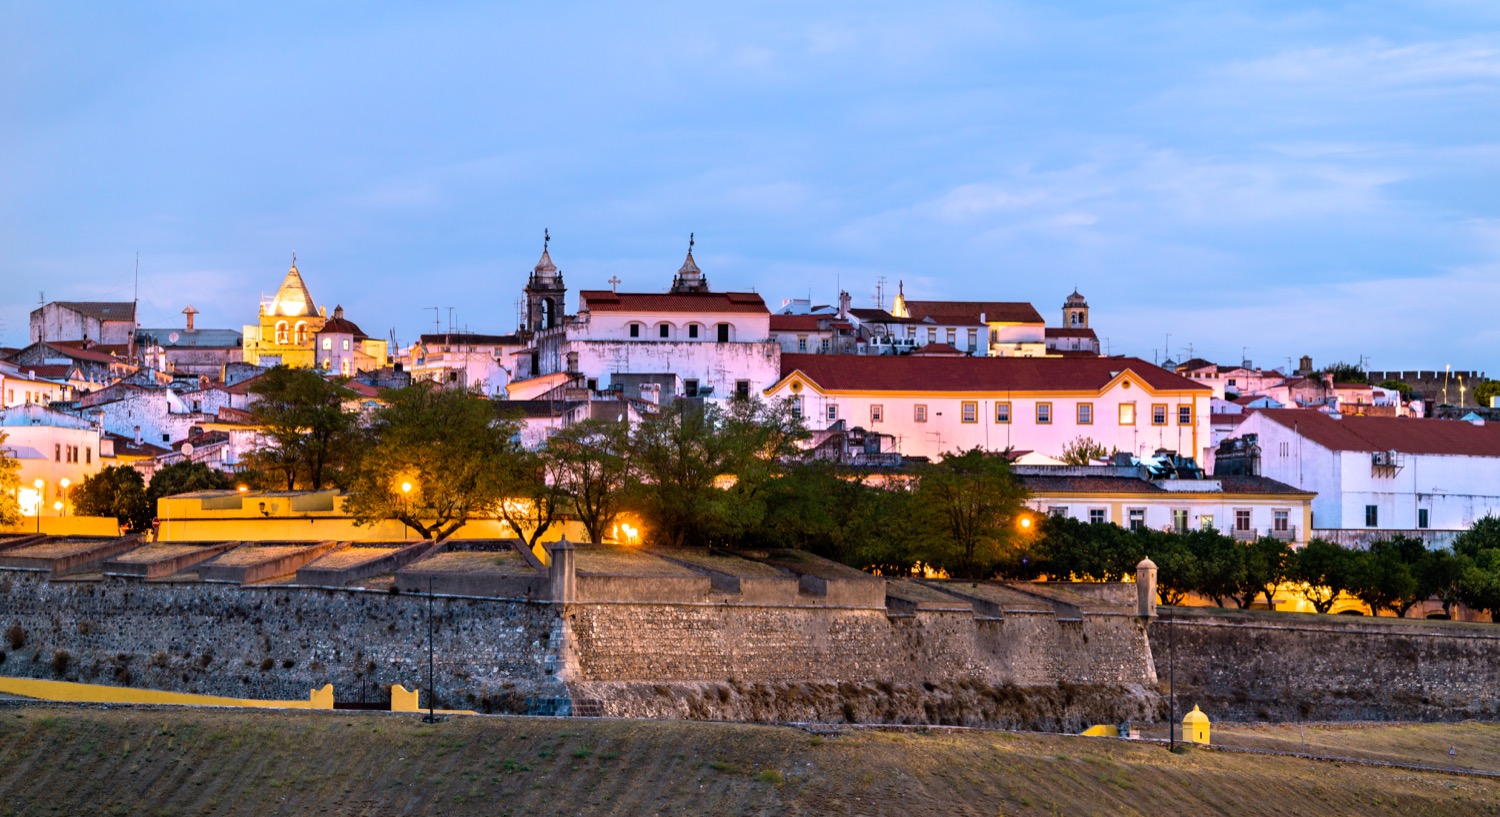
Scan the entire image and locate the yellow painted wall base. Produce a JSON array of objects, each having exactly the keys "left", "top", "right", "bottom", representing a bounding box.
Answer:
[
  {"left": 1080, "top": 724, "right": 1120, "bottom": 737},
  {"left": 0, "top": 516, "right": 122, "bottom": 537},
  {"left": 391, "top": 684, "right": 420, "bottom": 712},
  {"left": 0, "top": 676, "right": 333, "bottom": 709}
]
